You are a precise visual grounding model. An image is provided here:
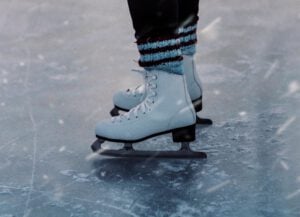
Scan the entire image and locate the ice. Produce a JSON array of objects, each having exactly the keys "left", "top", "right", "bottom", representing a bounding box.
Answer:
[
  {"left": 206, "top": 180, "right": 231, "bottom": 193},
  {"left": 279, "top": 160, "right": 290, "bottom": 171},
  {"left": 0, "top": 0, "right": 300, "bottom": 216},
  {"left": 287, "top": 81, "right": 300, "bottom": 95},
  {"left": 59, "top": 146, "right": 66, "bottom": 152},
  {"left": 238, "top": 111, "right": 247, "bottom": 117},
  {"left": 63, "top": 20, "right": 70, "bottom": 26},
  {"left": 199, "top": 17, "right": 222, "bottom": 40},
  {"left": 264, "top": 60, "right": 279, "bottom": 79},
  {"left": 2, "top": 78, "right": 8, "bottom": 84},
  {"left": 286, "top": 189, "right": 300, "bottom": 200},
  {"left": 37, "top": 54, "right": 45, "bottom": 60},
  {"left": 276, "top": 116, "right": 297, "bottom": 135}
]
